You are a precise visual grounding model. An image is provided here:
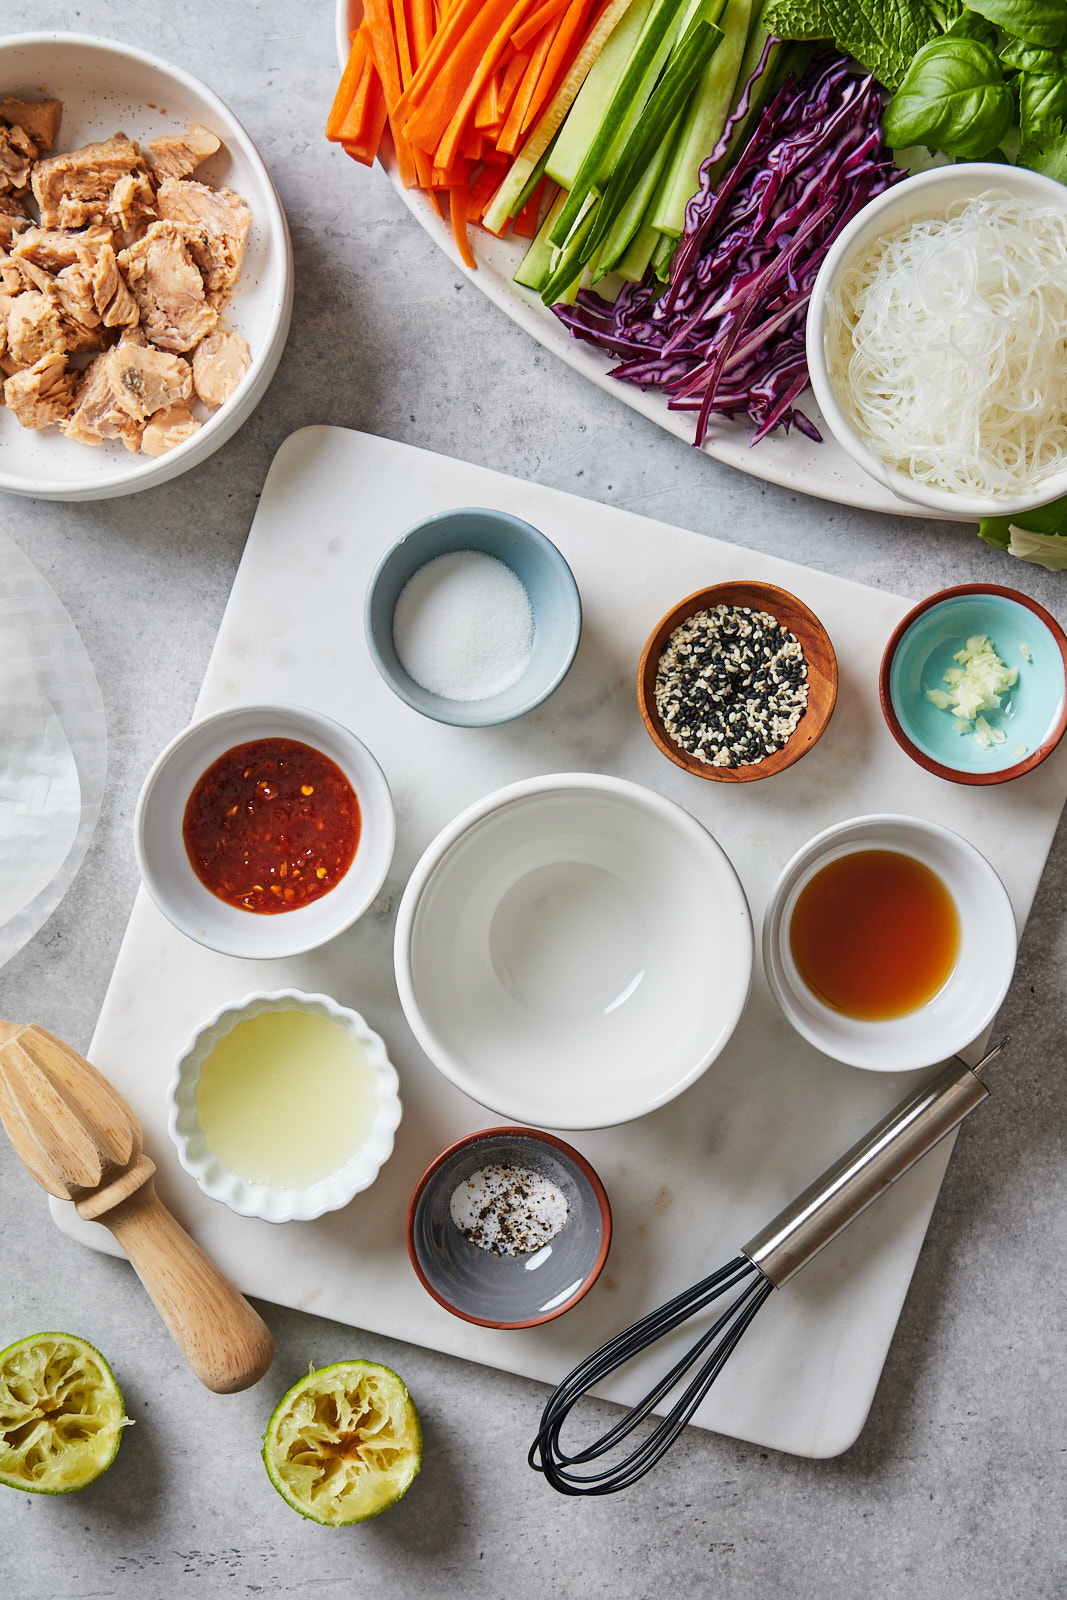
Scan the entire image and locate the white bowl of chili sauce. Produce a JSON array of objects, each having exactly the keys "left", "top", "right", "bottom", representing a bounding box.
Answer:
[{"left": 135, "top": 704, "right": 395, "bottom": 957}]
